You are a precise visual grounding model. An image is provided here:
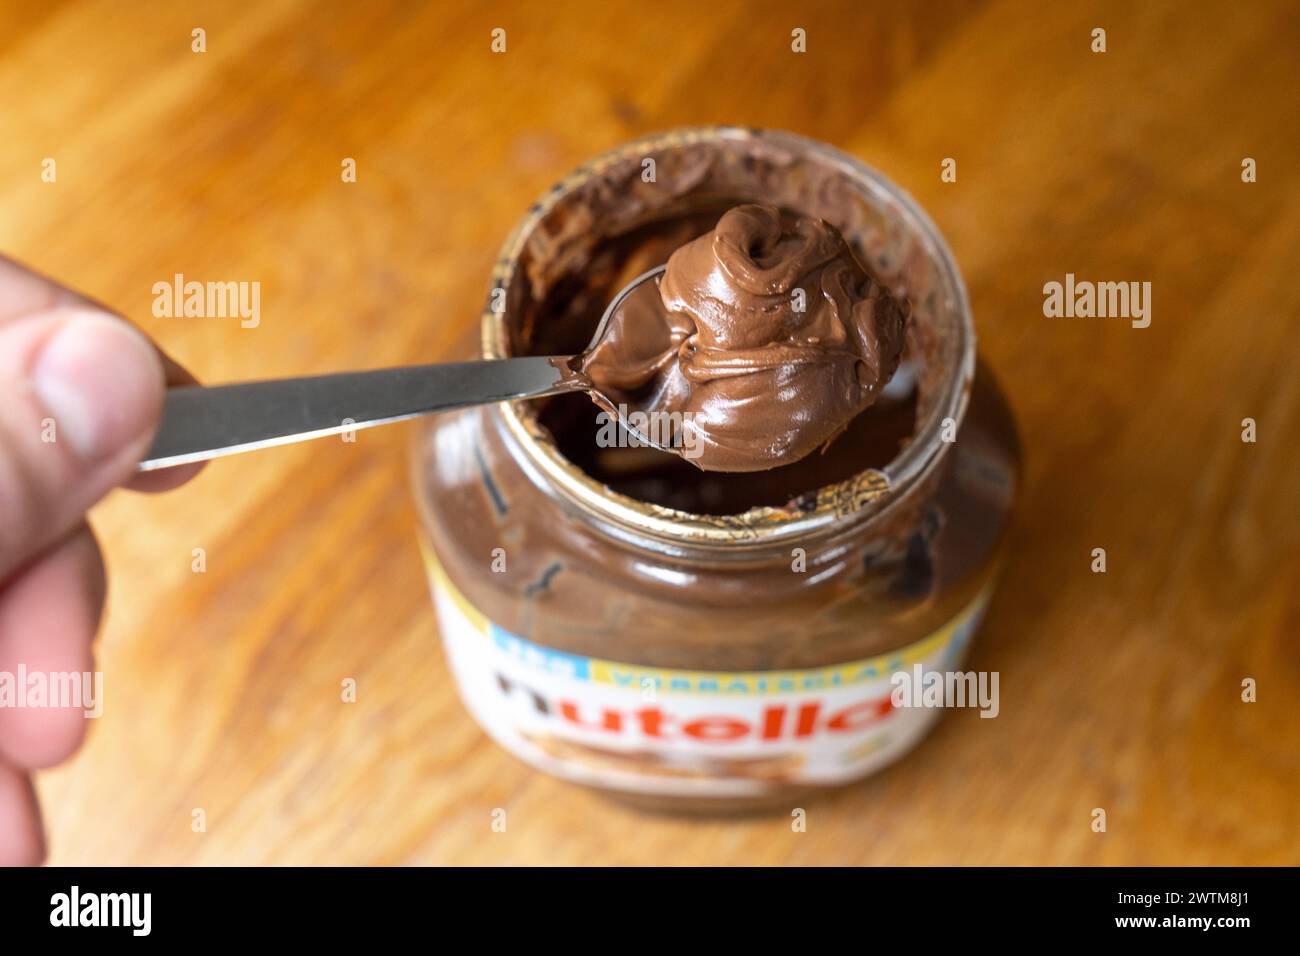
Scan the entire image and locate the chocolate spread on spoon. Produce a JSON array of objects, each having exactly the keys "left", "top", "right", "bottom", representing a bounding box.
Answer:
[{"left": 559, "top": 204, "right": 910, "bottom": 472}]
